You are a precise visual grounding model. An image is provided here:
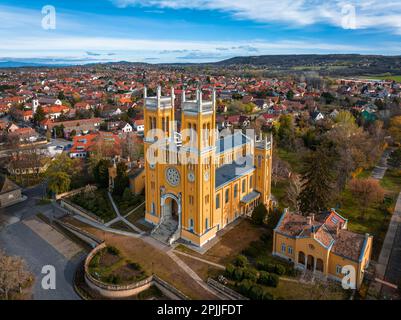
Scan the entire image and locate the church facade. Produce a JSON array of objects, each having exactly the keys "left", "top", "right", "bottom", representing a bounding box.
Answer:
[{"left": 143, "top": 87, "right": 272, "bottom": 247}]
